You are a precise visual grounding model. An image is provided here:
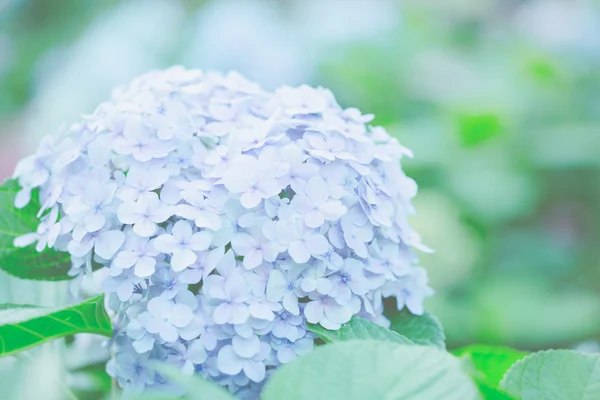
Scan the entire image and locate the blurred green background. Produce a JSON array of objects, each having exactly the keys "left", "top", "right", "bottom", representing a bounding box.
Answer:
[{"left": 1, "top": 0, "right": 600, "bottom": 397}]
